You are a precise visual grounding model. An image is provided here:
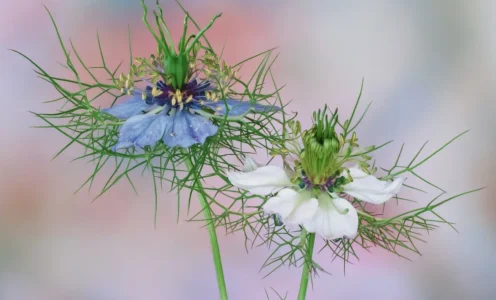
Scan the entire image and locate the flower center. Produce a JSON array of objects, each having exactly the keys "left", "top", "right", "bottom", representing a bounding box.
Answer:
[
  {"left": 142, "top": 79, "right": 213, "bottom": 111},
  {"left": 300, "top": 176, "right": 334, "bottom": 192},
  {"left": 299, "top": 173, "right": 347, "bottom": 194}
]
